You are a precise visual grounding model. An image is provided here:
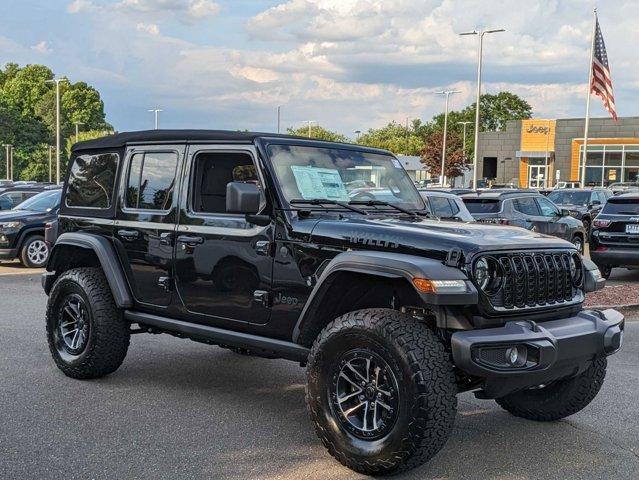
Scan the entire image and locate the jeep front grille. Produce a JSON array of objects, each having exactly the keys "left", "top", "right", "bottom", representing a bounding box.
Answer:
[{"left": 487, "top": 251, "right": 580, "bottom": 310}]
